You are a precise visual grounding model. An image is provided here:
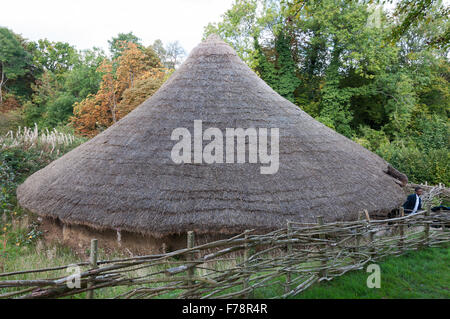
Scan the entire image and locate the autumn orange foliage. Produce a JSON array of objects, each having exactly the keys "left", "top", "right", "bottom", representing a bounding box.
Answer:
[{"left": 71, "top": 42, "right": 166, "bottom": 137}]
